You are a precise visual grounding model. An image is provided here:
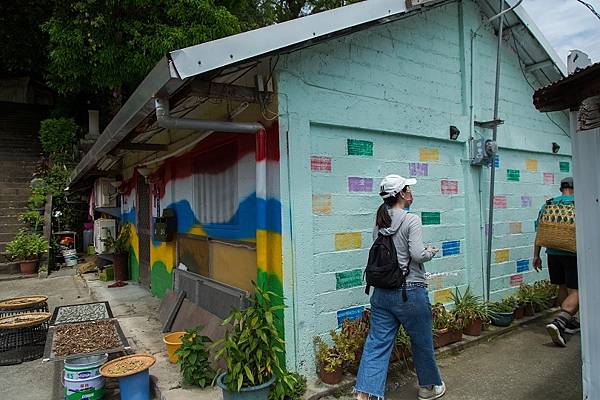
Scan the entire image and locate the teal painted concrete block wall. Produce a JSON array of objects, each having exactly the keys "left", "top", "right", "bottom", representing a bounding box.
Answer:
[{"left": 276, "top": 0, "right": 570, "bottom": 374}]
